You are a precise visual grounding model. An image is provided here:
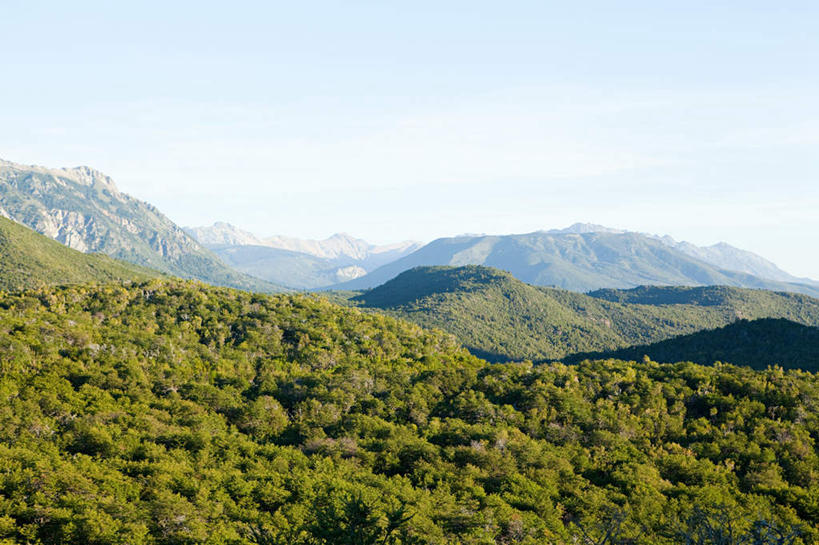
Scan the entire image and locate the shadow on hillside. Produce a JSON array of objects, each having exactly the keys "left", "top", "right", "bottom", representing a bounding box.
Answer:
[{"left": 560, "top": 318, "right": 819, "bottom": 372}]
